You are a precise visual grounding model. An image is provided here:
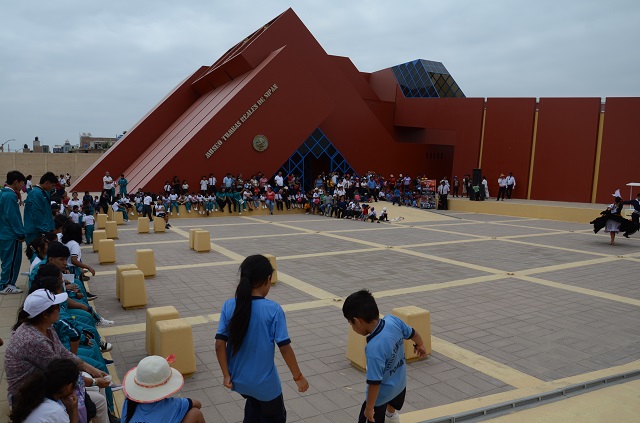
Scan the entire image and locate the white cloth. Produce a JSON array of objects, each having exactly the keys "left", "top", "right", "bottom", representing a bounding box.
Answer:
[
  {"left": 200, "top": 180, "right": 208, "bottom": 190},
  {"left": 24, "top": 398, "right": 70, "bottom": 423},
  {"left": 87, "top": 389, "right": 109, "bottom": 423},
  {"left": 506, "top": 176, "right": 516, "bottom": 187},
  {"left": 102, "top": 176, "right": 113, "bottom": 190},
  {"left": 30, "top": 256, "right": 43, "bottom": 272},
  {"left": 604, "top": 220, "right": 621, "bottom": 233}
]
